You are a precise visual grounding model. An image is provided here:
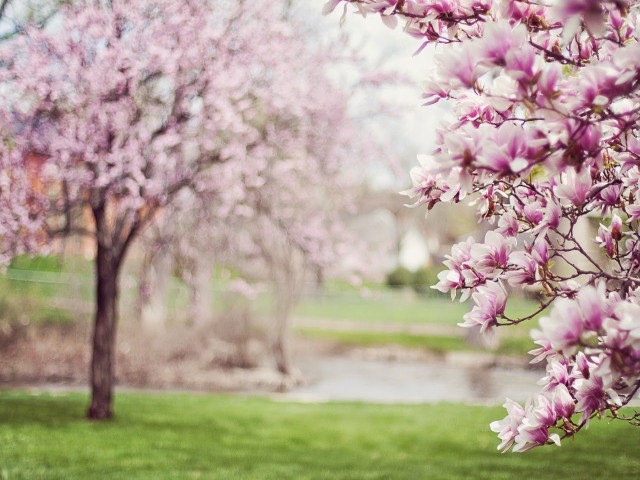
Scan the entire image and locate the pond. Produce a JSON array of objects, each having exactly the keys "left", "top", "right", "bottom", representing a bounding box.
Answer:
[{"left": 284, "top": 355, "right": 543, "bottom": 404}]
